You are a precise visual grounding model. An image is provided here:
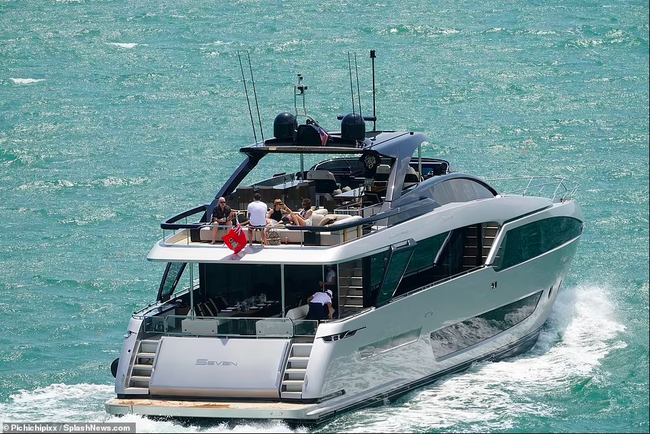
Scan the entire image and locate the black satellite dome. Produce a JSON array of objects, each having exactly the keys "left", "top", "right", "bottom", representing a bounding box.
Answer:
[
  {"left": 273, "top": 112, "right": 297, "bottom": 139},
  {"left": 341, "top": 113, "right": 366, "bottom": 141}
]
